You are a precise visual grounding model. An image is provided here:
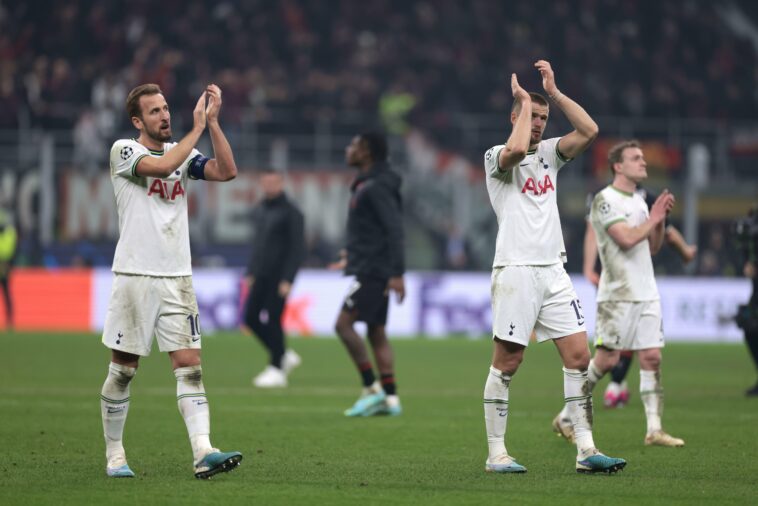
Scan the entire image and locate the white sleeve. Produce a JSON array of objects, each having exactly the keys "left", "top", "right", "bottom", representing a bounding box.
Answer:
[
  {"left": 592, "top": 191, "right": 626, "bottom": 230},
  {"left": 484, "top": 145, "right": 506, "bottom": 176},
  {"left": 544, "top": 137, "right": 572, "bottom": 170},
  {"left": 110, "top": 140, "right": 150, "bottom": 178}
]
